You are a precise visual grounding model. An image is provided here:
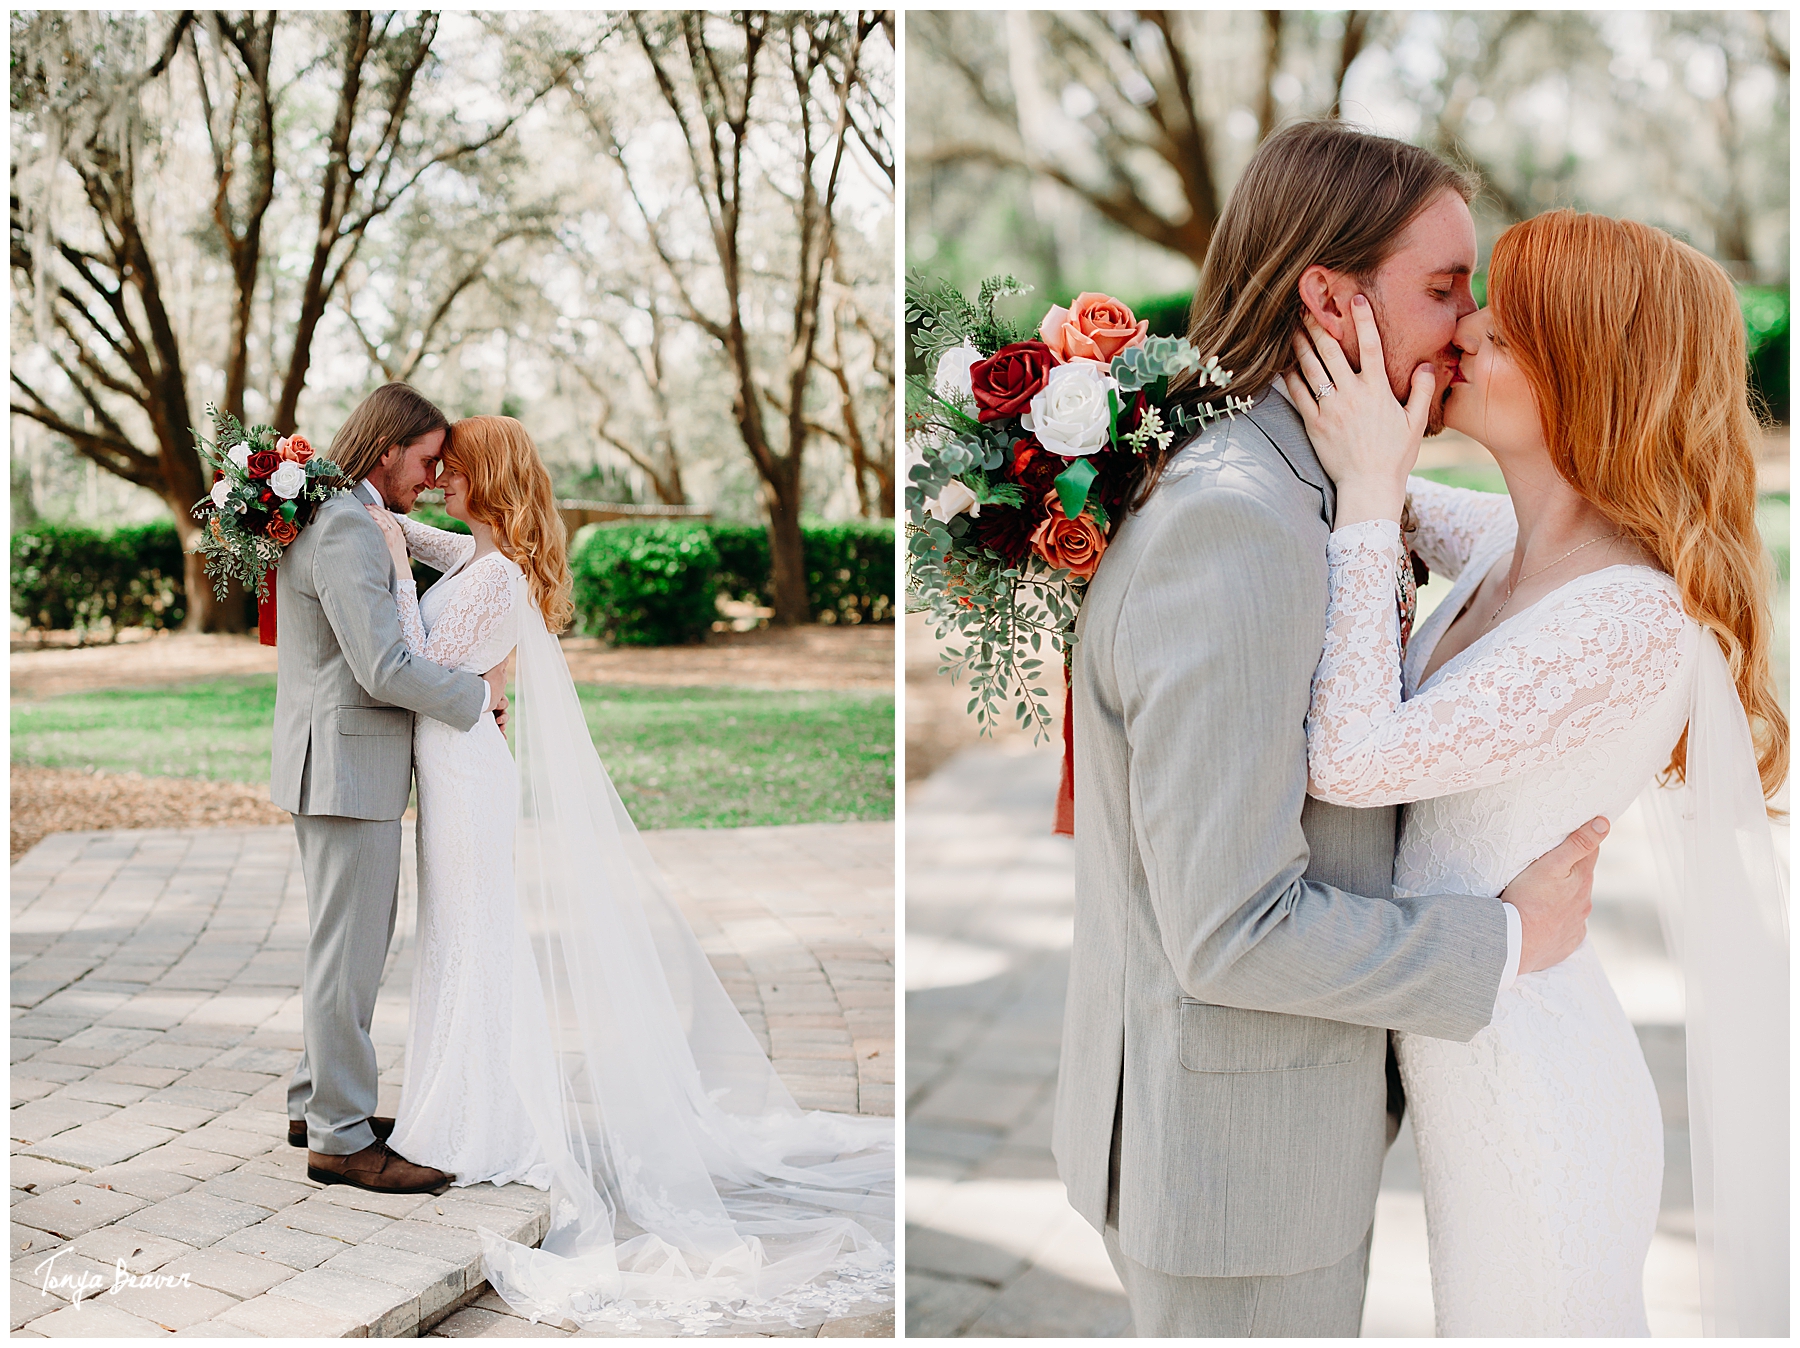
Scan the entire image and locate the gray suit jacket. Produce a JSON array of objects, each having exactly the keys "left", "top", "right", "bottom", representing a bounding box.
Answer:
[
  {"left": 270, "top": 489, "right": 486, "bottom": 820},
  {"left": 1051, "top": 390, "right": 1510, "bottom": 1279}
]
